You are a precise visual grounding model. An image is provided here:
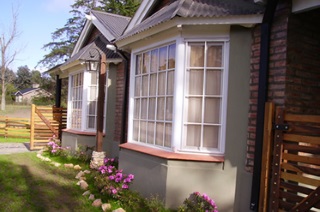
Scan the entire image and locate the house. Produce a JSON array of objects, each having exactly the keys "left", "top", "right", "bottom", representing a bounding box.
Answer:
[
  {"left": 14, "top": 84, "right": 51, "bottom": 104},
  {"left": 50, "top": 0, "right": 320, "bottom": 211},
  {"left": 48, "top": 11, "right": 131, "bottom": 158}
]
